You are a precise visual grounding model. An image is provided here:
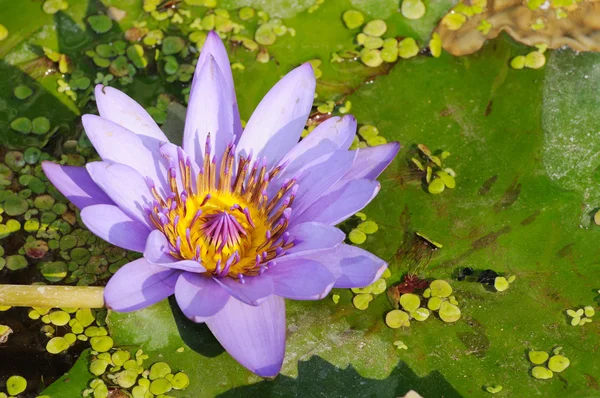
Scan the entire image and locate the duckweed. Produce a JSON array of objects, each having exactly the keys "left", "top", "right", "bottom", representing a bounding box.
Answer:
[
  {"left": 528, "top": 350, "right": 549, "bottom": 365},
  {"left": 486, "top": 385, "right": 503, "bottom": 394},
  {"left": 343, "top": 10, "right": 364, "bottom": 29},
  {"left": 90, "top": 336, "right": 114, "bottom": 352},
  {"left": 352, "top": 293, "right": 373, "bottom": 310},
  {"left": 14, "top": 85, "right": 33, "bottom": 100},
  {"left": 430, "top": 280, "right": 452, "bottom": 297},
  {"left": 348, "top": 228, "right": 367, "bottom": 244},
  {"left": 386, "top": 309, "right": 410, "bottom": 328},
  {"left": 6, "top": 375, "right": 27, "bottom": 396},
  {"left": 360, "top": 48, "right": 383, "bottom": 67},
  {"left": 429, "top": 33, "right": 442, "bottom": 58},
  {"left": 48, "top": 310, "right": 70, "bottom": 326},
  {"left": 547, "top": 355, "right": 570, "bottom": 372},
  {"left": 363, "top": 19, "right": 387, "bottom": 37},
  {"left": 524, "top": 51, "right": 545, "bottom": 69},
  {"left": 149, "top": 362, "right": 172, "bottom": 380},
  {"left": 402, "top": 0, "right": 426, "bottom": 20},
  {"left": 150, "top": 378, "right": 172, "bottom": 394},
  {"left": 532, "top": 366, "right": 553, "bottom": 380},
  {"left": 400, "top": 293, "right": 421, "bottom": 313},
  {"left": 88, "top": 15, "right": 113, "bottom": 34},
  {"left": 438, "top": 301, "right": 461, "bottom": 323},
  {"left": 10, "top": 117, "right": 32, "bottom": 134},
  {"left": 398, "top": 38, "right": 419, "bottom": 59},
  {"left": 32, "top": 117, "right": 50, "bottom": 134},
  {"left": 0, "top": 24, "right": 7, "bottom": 41},
  {"left": 47, "top": 336, "right": 70, "bottom": 354}
]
